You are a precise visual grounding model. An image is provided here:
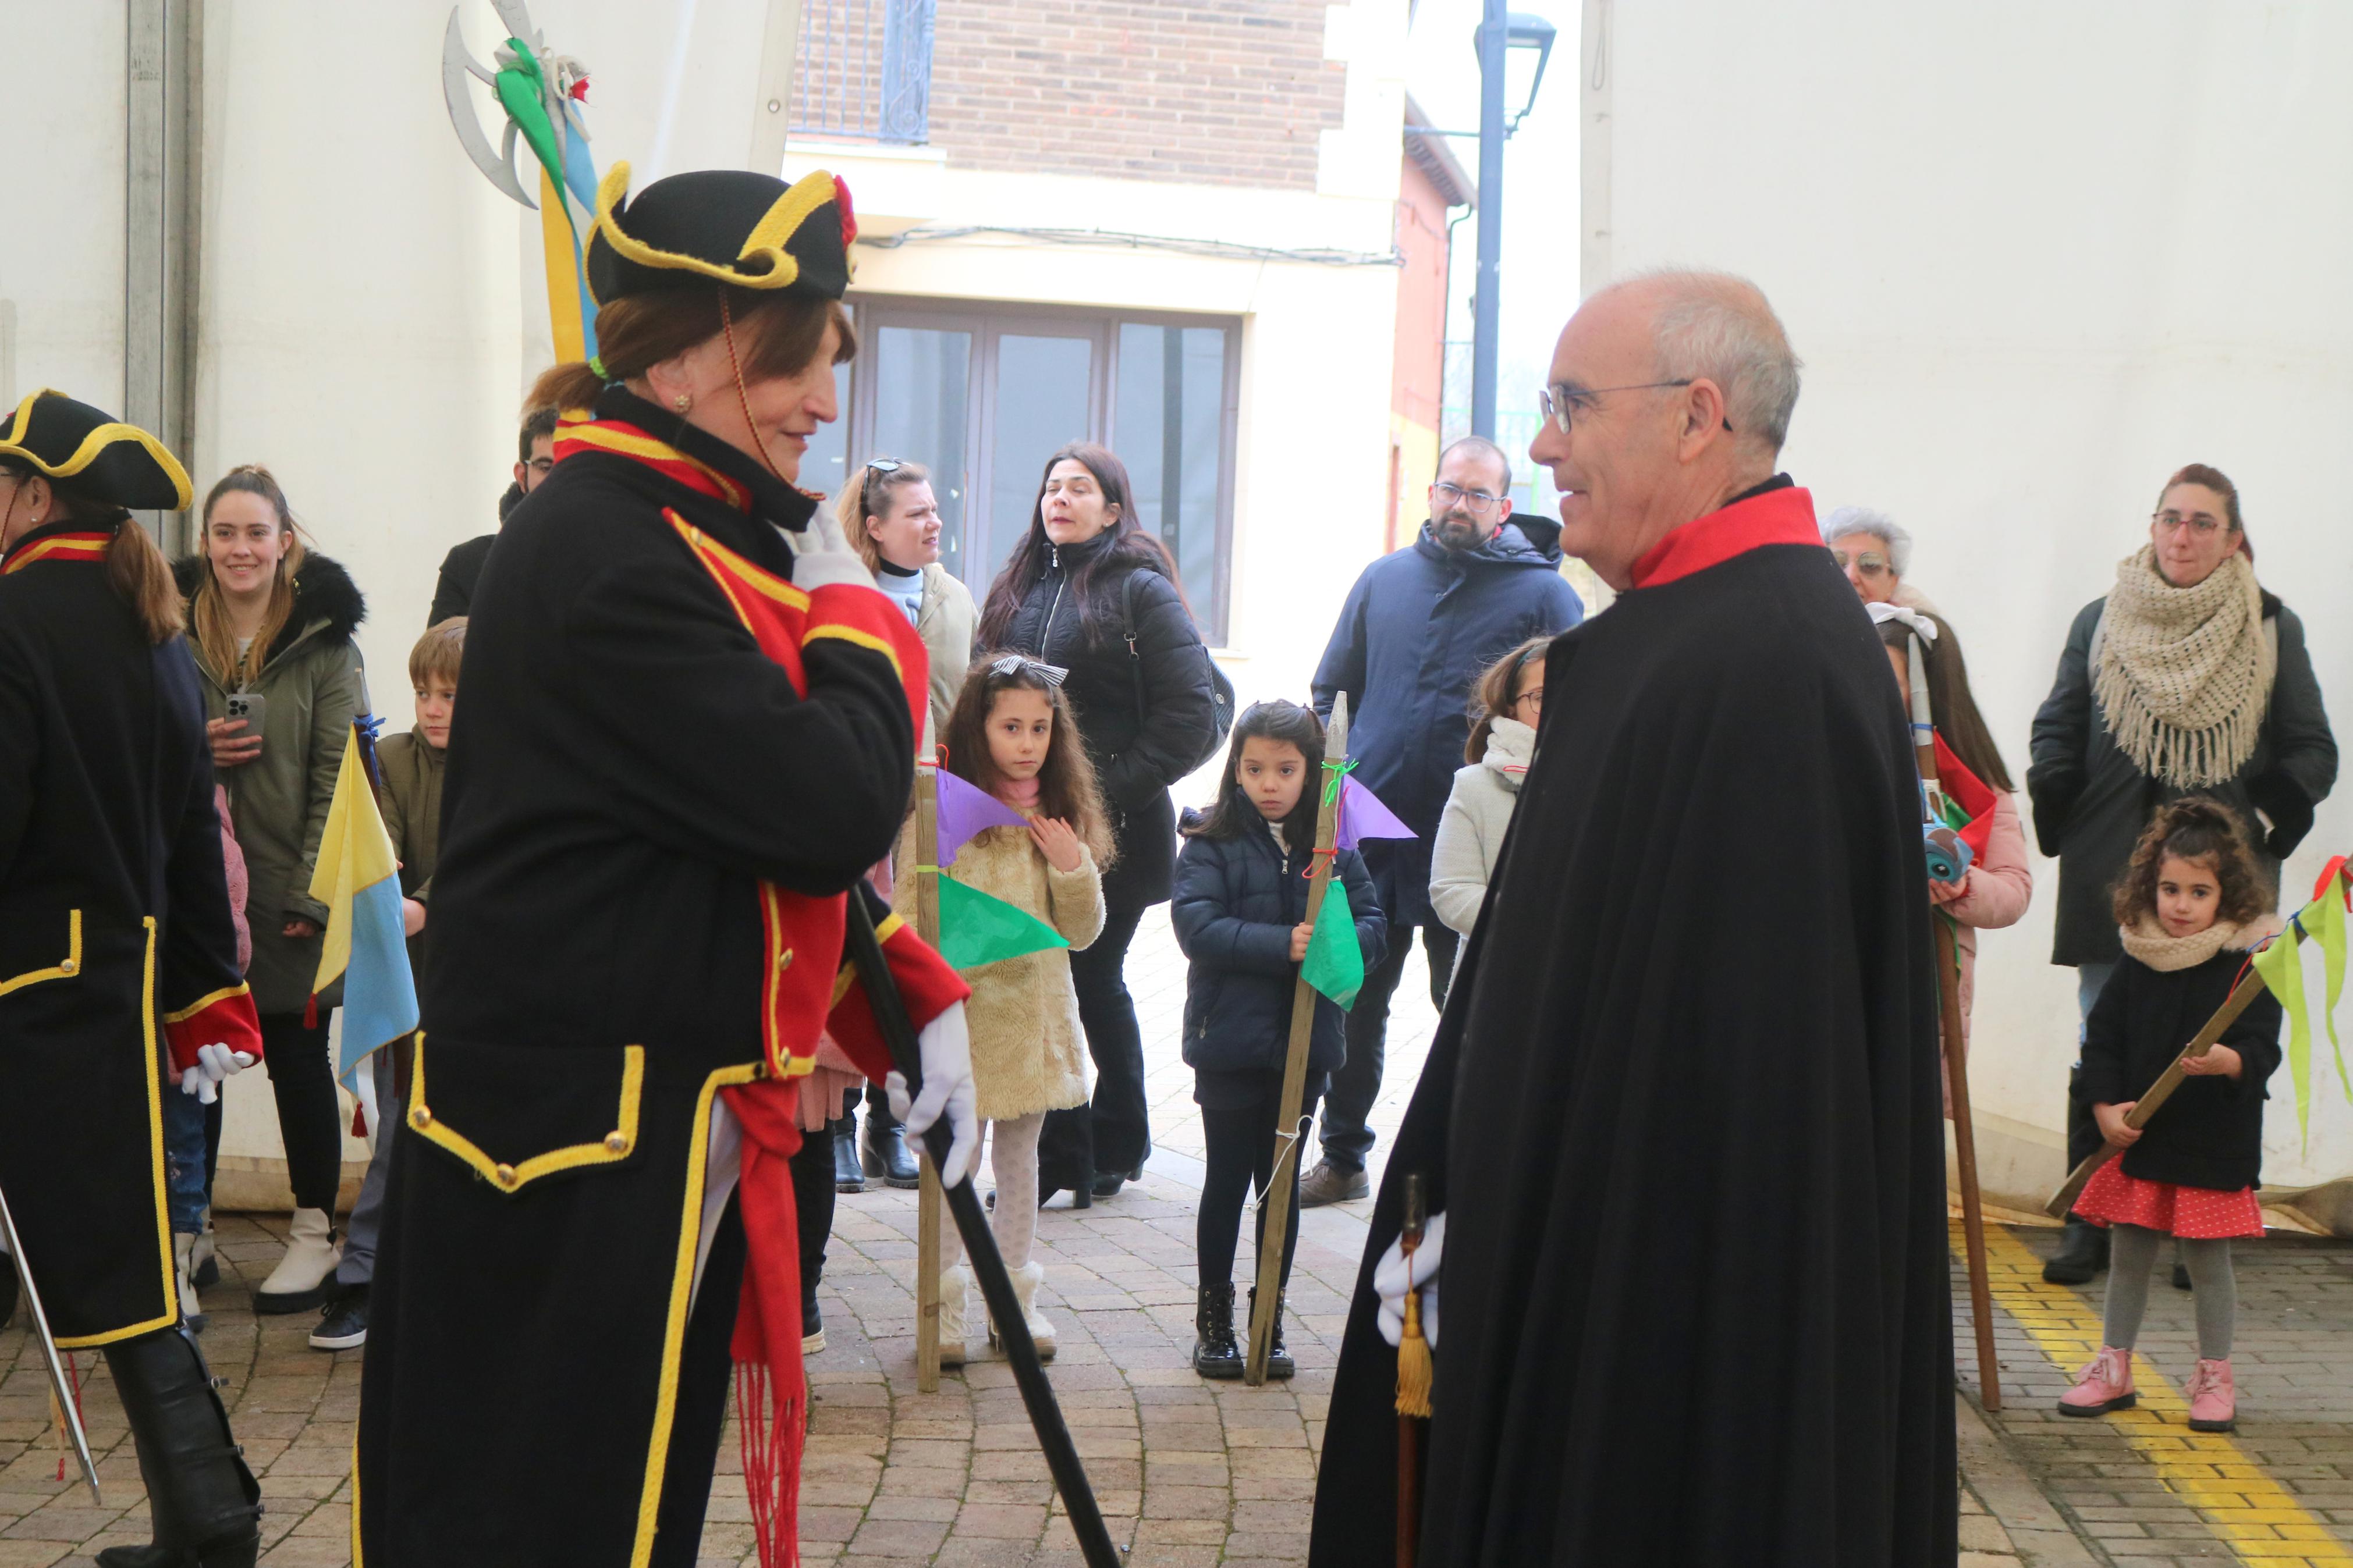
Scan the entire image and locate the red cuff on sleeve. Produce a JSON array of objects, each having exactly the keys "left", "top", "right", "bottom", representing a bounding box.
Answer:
[
  {"left": 825, "top": 913, "right": 970, "bottom": 1083},
  {"left": 161, "top": 983, "right": 264, "bottom": 1075}
]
